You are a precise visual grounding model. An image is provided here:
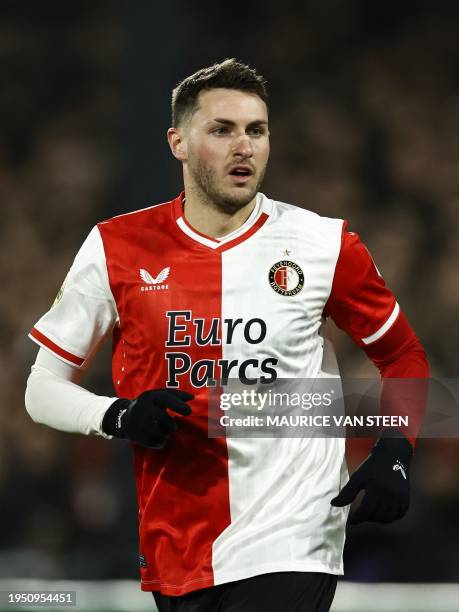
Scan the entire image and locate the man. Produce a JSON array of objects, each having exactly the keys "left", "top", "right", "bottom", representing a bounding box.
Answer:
[{"left": 25, "top": 59, "right": 429, "bottom": 612}]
